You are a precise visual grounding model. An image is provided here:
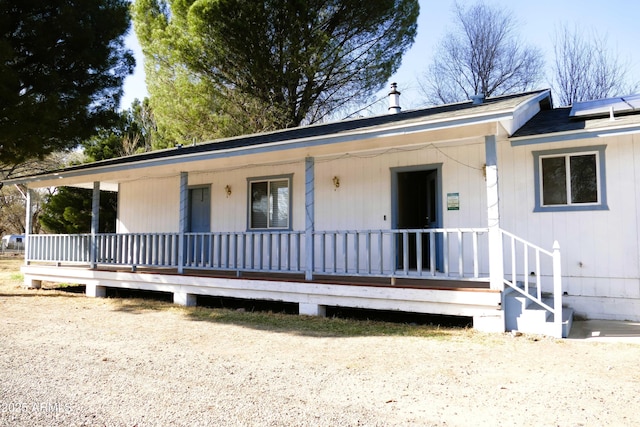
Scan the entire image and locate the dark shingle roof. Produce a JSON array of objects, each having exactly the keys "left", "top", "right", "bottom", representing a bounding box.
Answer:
[
  {"left": 512, "top": 104, "right": 640, "bottom": 139},
  {"left": 3, "top": 90, "right": 550, "bottom": 184},
  {"left": 511, "top": 107, "right": 584, "bottom": 137}
]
